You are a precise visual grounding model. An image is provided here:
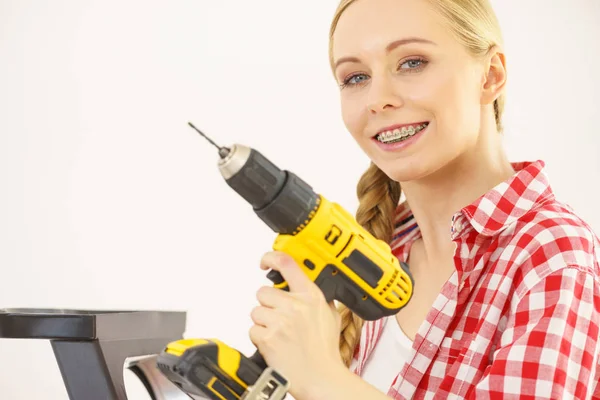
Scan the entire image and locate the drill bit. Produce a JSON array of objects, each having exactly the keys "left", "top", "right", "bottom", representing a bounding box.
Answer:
[{"left": 188, "top": 122, "right": 230, "bottom": 158}]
